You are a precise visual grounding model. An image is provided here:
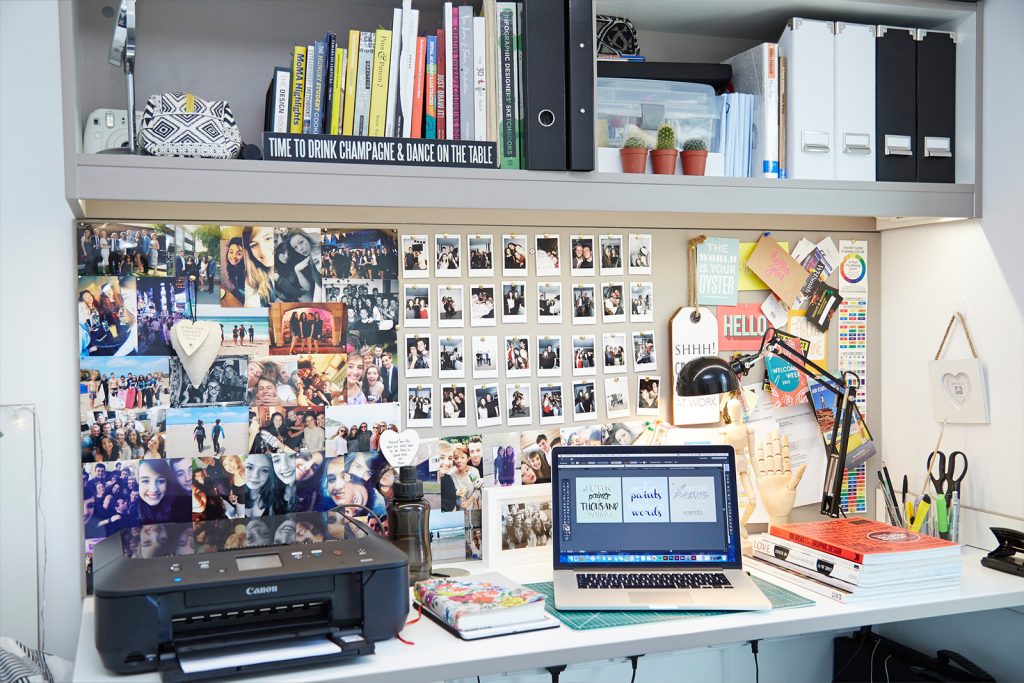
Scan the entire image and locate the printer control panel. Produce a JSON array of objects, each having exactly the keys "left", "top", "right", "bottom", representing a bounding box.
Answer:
[{"left": 162, "top": 546, "right": 375, "bottom": 585}]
